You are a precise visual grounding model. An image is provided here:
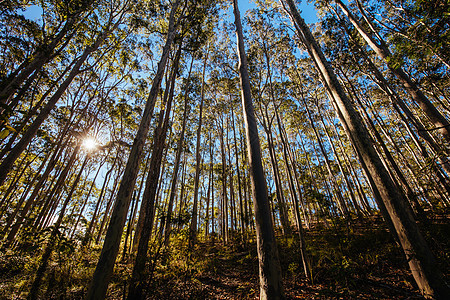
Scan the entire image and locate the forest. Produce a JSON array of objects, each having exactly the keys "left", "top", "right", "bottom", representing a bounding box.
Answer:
[{"left": 0, "top": 0, "right": 449, "bottom": 299}]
